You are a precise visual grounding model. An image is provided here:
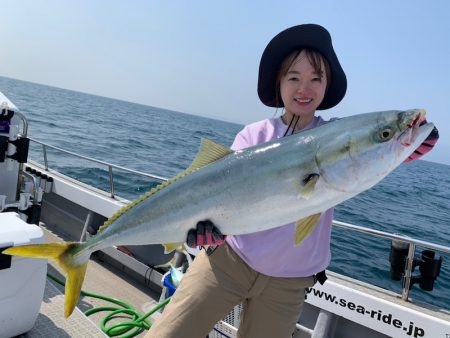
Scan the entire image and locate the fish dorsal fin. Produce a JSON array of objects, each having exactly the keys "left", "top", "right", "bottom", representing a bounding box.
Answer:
[
  {"left": 162, "top": 242, "right": 184, "bottom": 254},
  {"left": 97, "top": 138, "right": 232, "bottom": 233},
  {"left": 294, "top": 213, "right": 321, "bottom": 246},
  {"left": 187, "top": 138, "right": 233, "bottom": 171}
]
